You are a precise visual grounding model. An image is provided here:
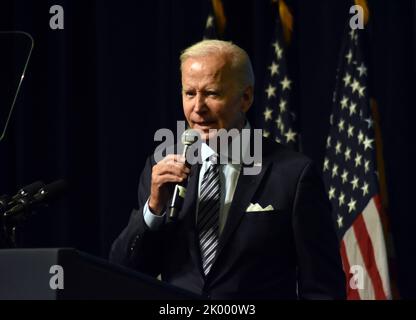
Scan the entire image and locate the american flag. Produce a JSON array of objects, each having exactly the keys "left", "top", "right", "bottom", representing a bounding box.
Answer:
[
  {"left": 323, "top": 28, "right": 391, "bottom": 299},
  {"left": 260, "top": 8, "right": 298, "bottom": 150}
]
